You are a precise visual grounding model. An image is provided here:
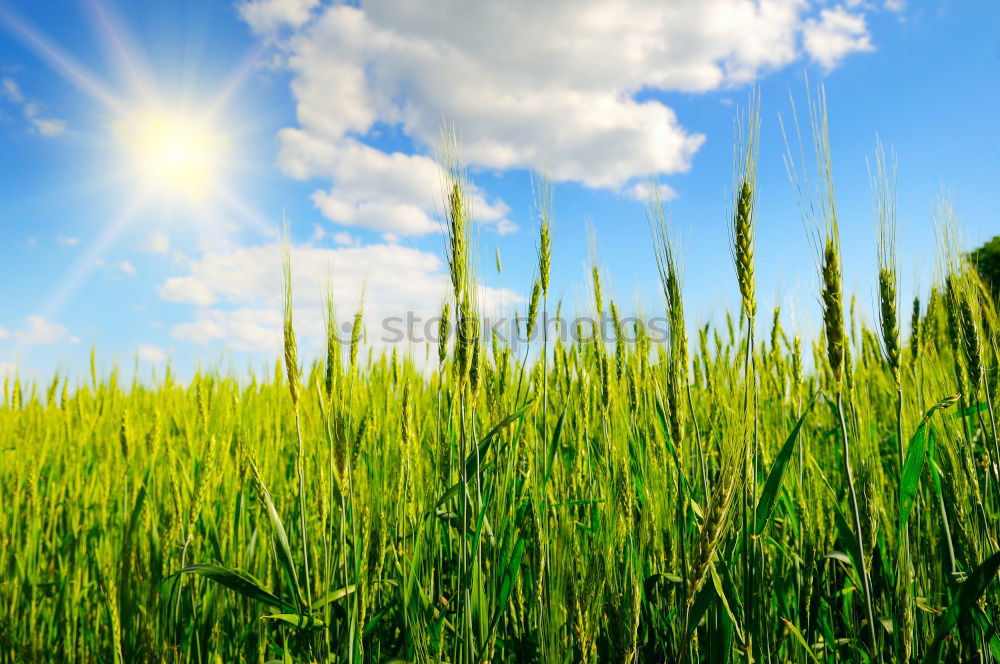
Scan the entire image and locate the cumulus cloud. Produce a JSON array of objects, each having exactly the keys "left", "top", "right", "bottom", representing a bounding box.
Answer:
[
  {"left": 332, "top": 231, "right": 358, "bottom": 246},
  {"left": 241, "top": 0, "right": 882, "bottom": 236},
  {"left": 172, "top": 308, "right": 283, "bottom": 351},
  {"left": 238, "top": 0, "right": 321, "bottom": 35},
  {"left": 57, "top": 235, "right": 80, "bottom": 246},
  {"left": 161, "top": 241, "right": 519, "bottom": 353},
  {"left": 120, "top": 261, "right": 137, "bottom": 276},
  {"left": 803, "top": 6, "right": 875, "bottom": 70},
  {"left": 279, "top": 132, "right": 514, "bottom": 235},
  {"left": 626, "top": 180, "right": 679, "bottom": 203},
  {"left": 0, "top": 326, "right": 8, "bottom": 340},
  {"left": 160, "top": 275, "right": 218, "bottom": 307},
  {"left": 13, "top": 316, "right": 72, "bottom": 345}
]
